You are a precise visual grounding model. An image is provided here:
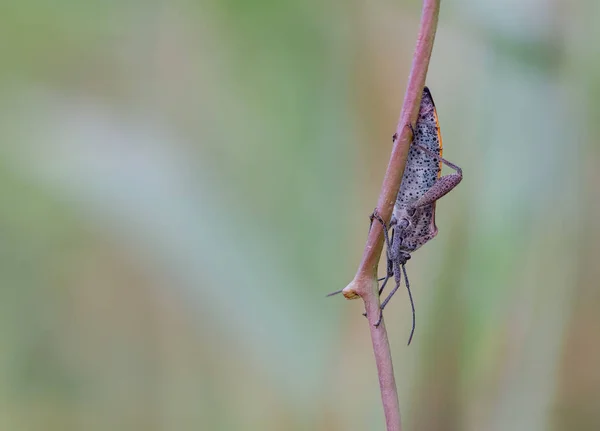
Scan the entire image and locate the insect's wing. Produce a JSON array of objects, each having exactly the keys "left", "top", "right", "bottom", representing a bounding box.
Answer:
[
  {"left": 396, "top": 87, "right": 442, "bottom": 209},
  {"left": 420, "top": 87, "right": 442, "bottom": 230},
  {"left": 422, "top": 87, "right": 443, "bottom": 178}
]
